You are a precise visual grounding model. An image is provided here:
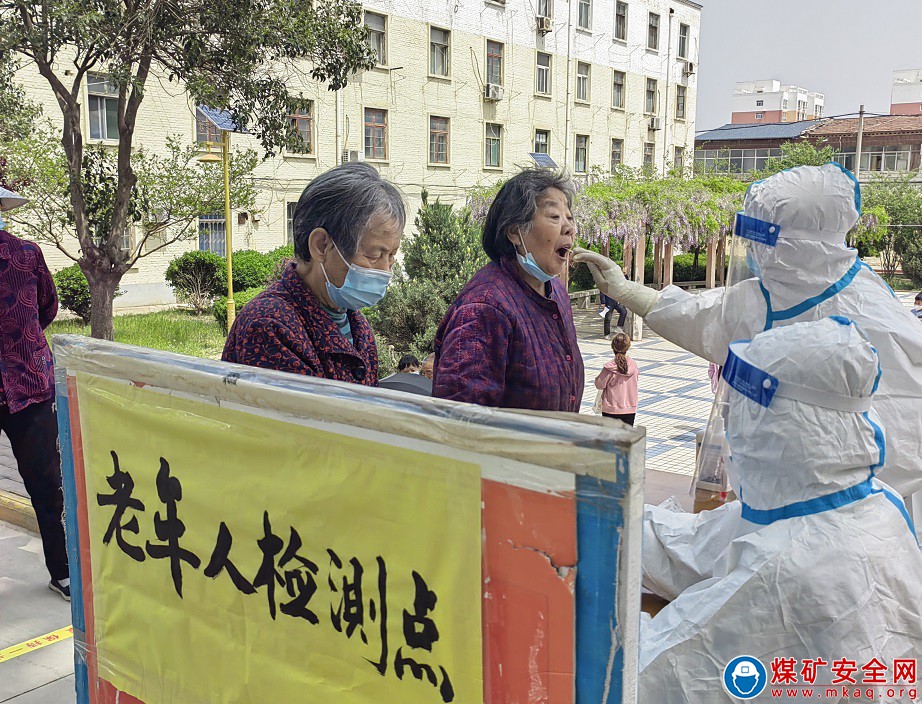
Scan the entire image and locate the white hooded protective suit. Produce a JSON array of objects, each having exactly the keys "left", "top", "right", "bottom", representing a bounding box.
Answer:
[
  {"left": 645, "top": 164, "right": 922, "bottom": 497},
  {"left": 639, "top": 318, "right": 922, "bottom": 704},
  {"left": 633, "top": 164, "right": 922, "bottom": 599}
]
